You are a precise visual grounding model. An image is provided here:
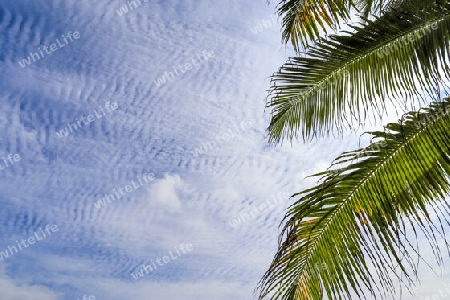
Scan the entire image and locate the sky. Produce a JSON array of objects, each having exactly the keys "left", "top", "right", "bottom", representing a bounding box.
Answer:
[{"left": 0, "top": 0, "right": 449, "bottom": 299}]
